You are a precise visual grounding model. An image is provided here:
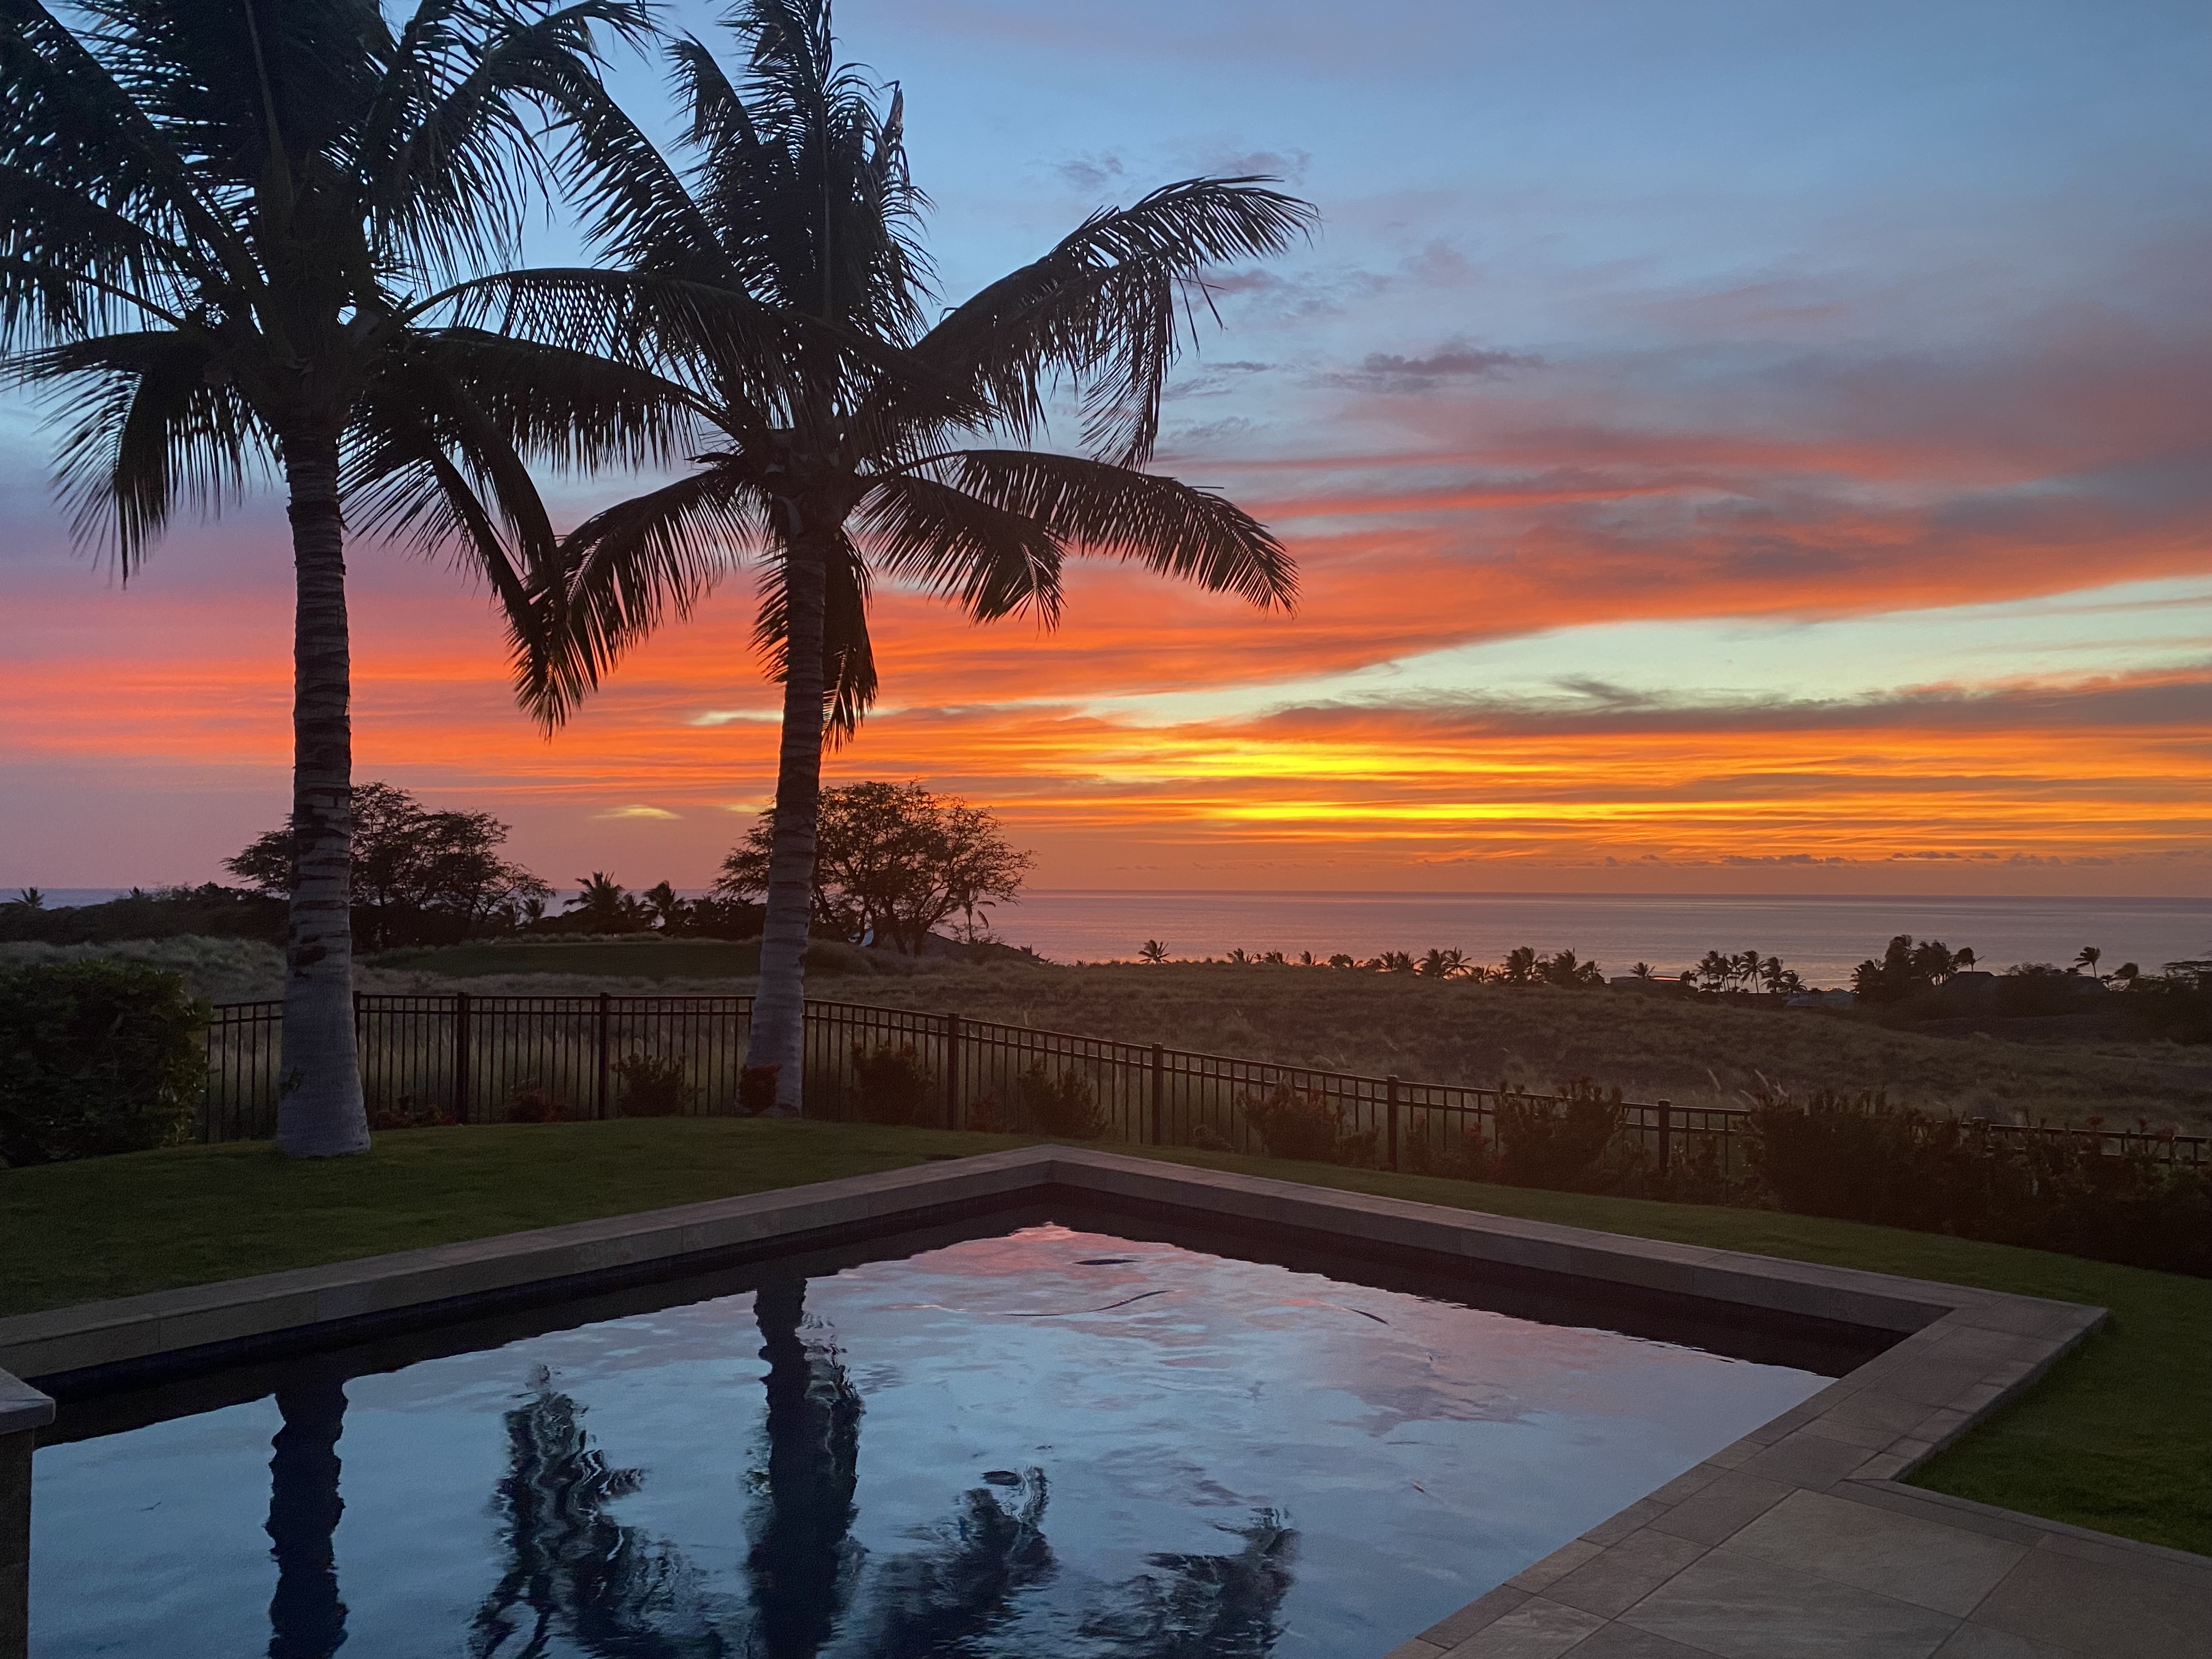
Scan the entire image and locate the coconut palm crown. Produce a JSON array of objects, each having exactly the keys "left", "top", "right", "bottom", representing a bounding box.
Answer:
[
  {"left": 0, "top": 0, "right": 669, "bottom": 1154},
  {"left": 512, "top": 0, "right": 1312, "bottom": 1111}
]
